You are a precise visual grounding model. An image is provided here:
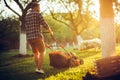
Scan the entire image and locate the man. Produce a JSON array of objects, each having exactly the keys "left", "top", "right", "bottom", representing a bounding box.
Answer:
[{"left": 25, "top": 2, "right": 53, "bottom": 74}]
